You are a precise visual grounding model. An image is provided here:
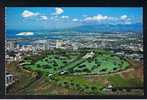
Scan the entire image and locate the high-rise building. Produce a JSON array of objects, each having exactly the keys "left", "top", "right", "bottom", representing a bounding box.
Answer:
[
  {"left": 56, "top": 40, "right": 64, "bottom": 48},
  {"left": 32, "top": 40, "right": 48, "bottom": 51}
]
